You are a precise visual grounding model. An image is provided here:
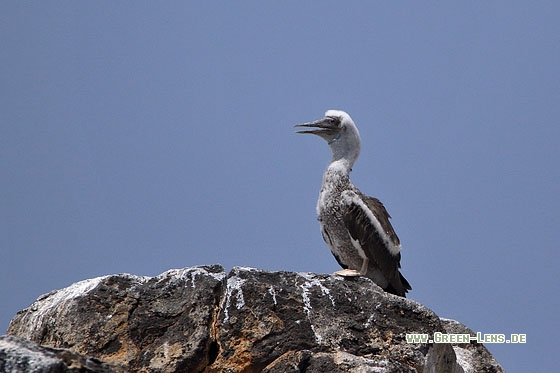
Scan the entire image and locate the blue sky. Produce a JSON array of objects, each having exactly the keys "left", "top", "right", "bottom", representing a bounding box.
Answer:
[{"left": 1, "top": 2, "right": 558, "bottom": 371}]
